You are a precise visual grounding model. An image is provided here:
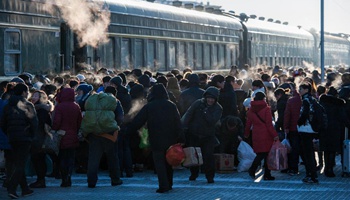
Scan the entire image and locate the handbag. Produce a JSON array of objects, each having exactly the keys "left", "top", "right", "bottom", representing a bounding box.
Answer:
[
  {"left": 267, "top": 140, "right": 288, "bottom": 171},
  {"left": 166, "top": 143, "right": 185, "bottom": 166},
  {"left": 182, "top": 147, "right": 203, "bottom": 167},
  {"left": 42, "top": 124, "right": 65, "bottom": 155}
]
